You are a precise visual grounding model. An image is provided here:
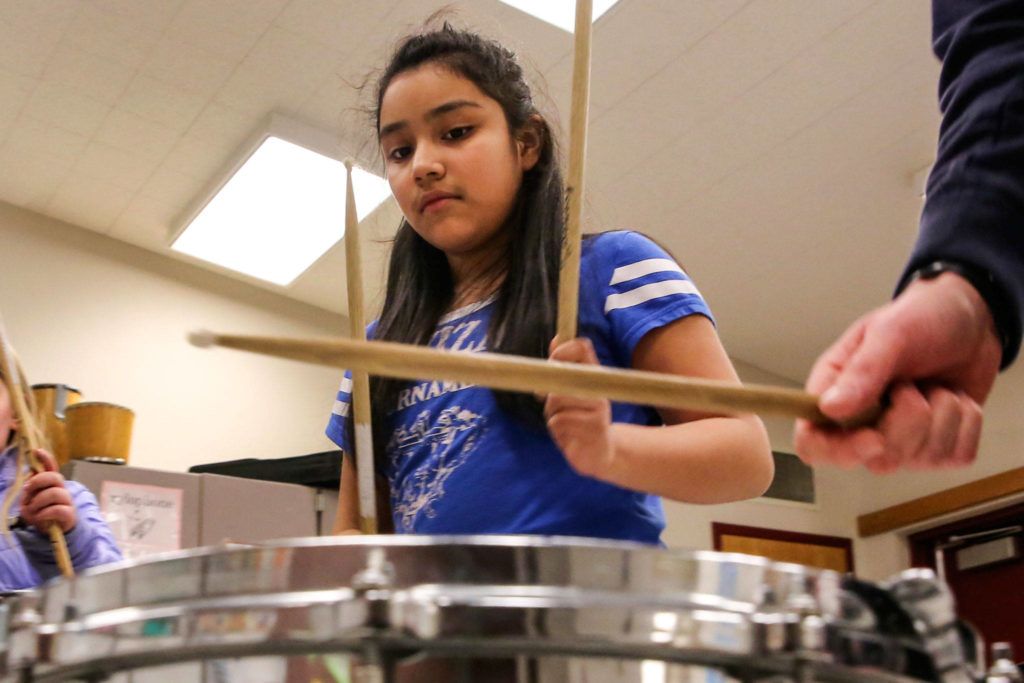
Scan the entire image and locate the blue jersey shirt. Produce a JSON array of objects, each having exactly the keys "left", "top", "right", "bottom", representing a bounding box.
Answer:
[{"left": 326, "top": 231, "right": 713, "bottom": 544}]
